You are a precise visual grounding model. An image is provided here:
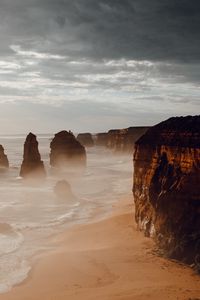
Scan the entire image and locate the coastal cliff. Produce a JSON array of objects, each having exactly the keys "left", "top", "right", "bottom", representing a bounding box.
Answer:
[
  {"left": 107, "top": 127, "right": 149, "bottom": 152},
  {"left": 20, "top": 133, "right": 46, "bottom": 178},
  {"left": 77, "top": 133, "right": 94, "bottom": 147},
  {"left": 133, "top": 116, "right": 200, "bottom": 267},
  {"left": 95, "top": 127, "right": 149, "bottom": 151}
]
